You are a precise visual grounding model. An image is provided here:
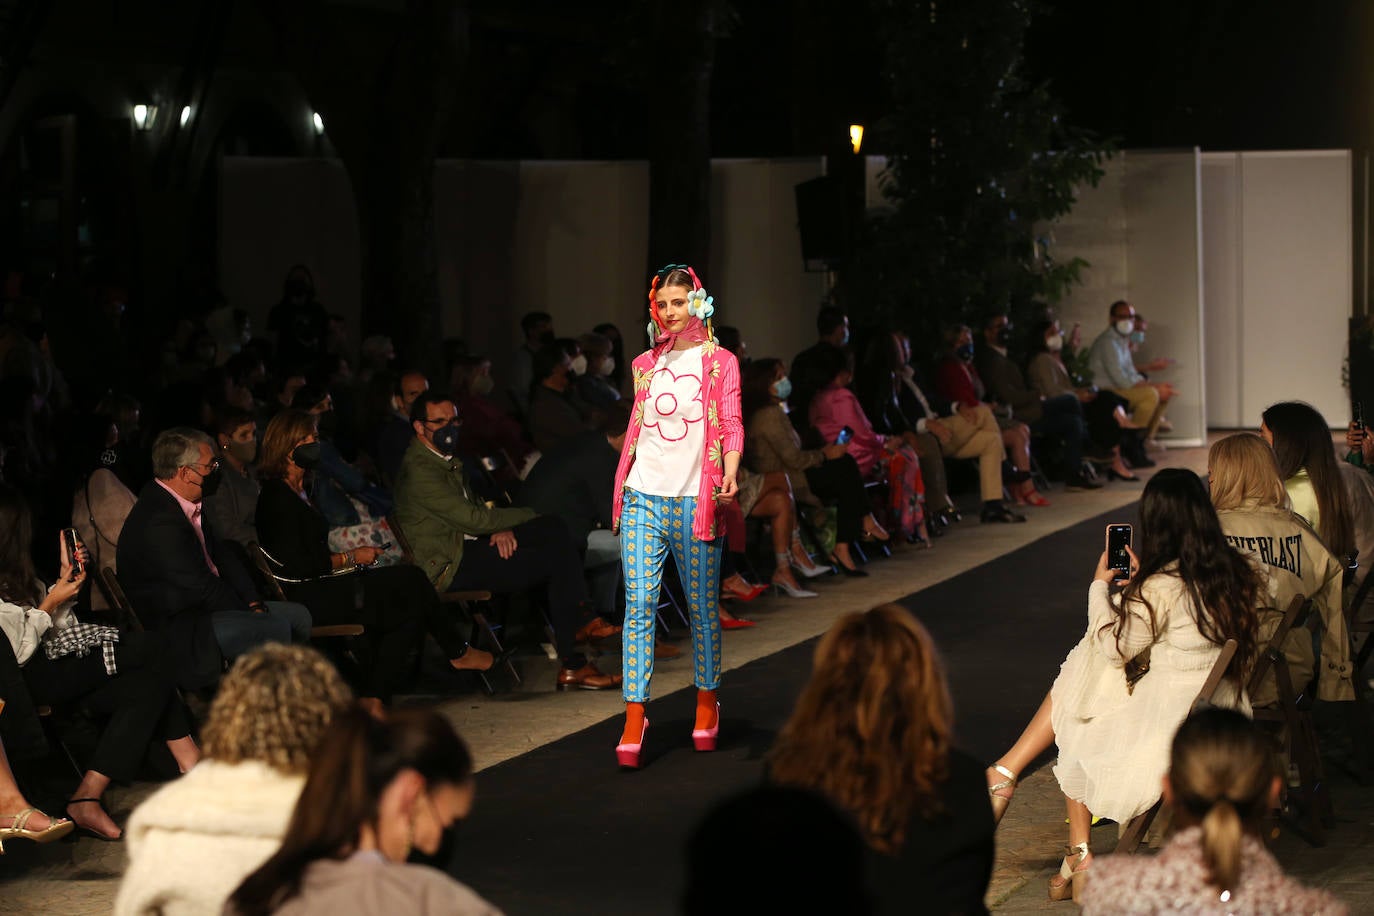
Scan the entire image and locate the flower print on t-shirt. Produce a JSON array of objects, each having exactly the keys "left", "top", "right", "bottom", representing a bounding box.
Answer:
[{"left": 642, "top": 366, "right": 704, "bottom": 442}]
